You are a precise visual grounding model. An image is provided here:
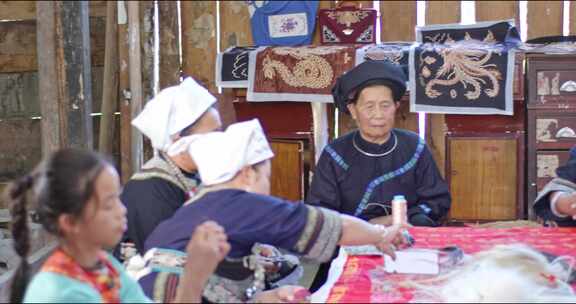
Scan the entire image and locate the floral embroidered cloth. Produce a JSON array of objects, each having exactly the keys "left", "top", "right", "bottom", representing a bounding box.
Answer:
[
  {"left": 316, "top": 227, "right": 576, "bottom": 303},
  {"left": 409, "top": 20, "right": 521, "bottom": 115},
  {"left": 247, "top": 46, "right": 356, "bottom": 102}
]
